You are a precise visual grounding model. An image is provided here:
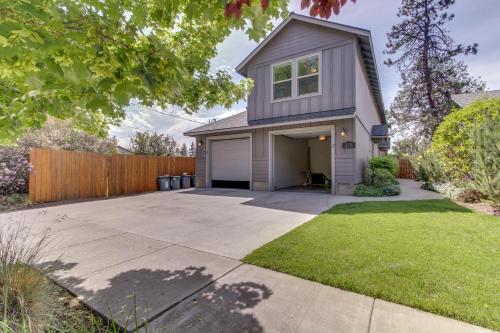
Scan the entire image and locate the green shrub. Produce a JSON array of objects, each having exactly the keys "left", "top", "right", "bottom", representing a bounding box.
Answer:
[
  {"left": 382, "top": 184, "right": 401, "bottom": 196},
  {"left": 456, "top": 189, "right": 483, "bottom": 203},
  {"left": 0, "top": 224, "right": 53, "bottom": 331},
  {"left": 368, "top": 156, "right": 399, "bottom": 176},
  {"left": 372, "top": 168, "right": 396, "bottom": 187},
  {"left": 431, "top": 98, "right": 500, "bottom": 180},
  {"left": 471, "top": 116, "right": 500, "bottom": 206},
  {"left": 412, "top": 150, "right": 447, "bottom": 185},
  {"left": 353, "top": 184, "right": 401, "bottom": 197}
]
